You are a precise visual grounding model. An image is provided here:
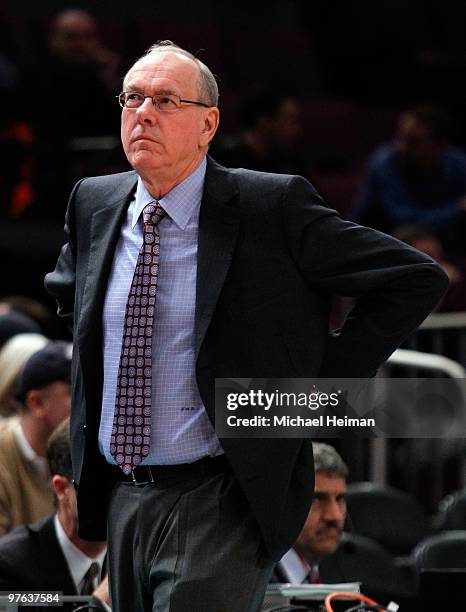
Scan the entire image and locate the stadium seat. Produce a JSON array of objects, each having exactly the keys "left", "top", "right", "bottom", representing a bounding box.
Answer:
[
  {"left": 413, "top": 530, "right": 466, "bottom": 570},
  {"left": 345, "top": 482, "right": 429, "bottom": 555},
  {"left": 320, "top": 532, "right": 417, "bottom": 602}
]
